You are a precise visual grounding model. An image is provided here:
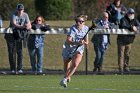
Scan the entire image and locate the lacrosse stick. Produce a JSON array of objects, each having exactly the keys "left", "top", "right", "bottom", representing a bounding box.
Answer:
[{"left": 70, "top": 23, "right": 96, "bottom": 59}]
